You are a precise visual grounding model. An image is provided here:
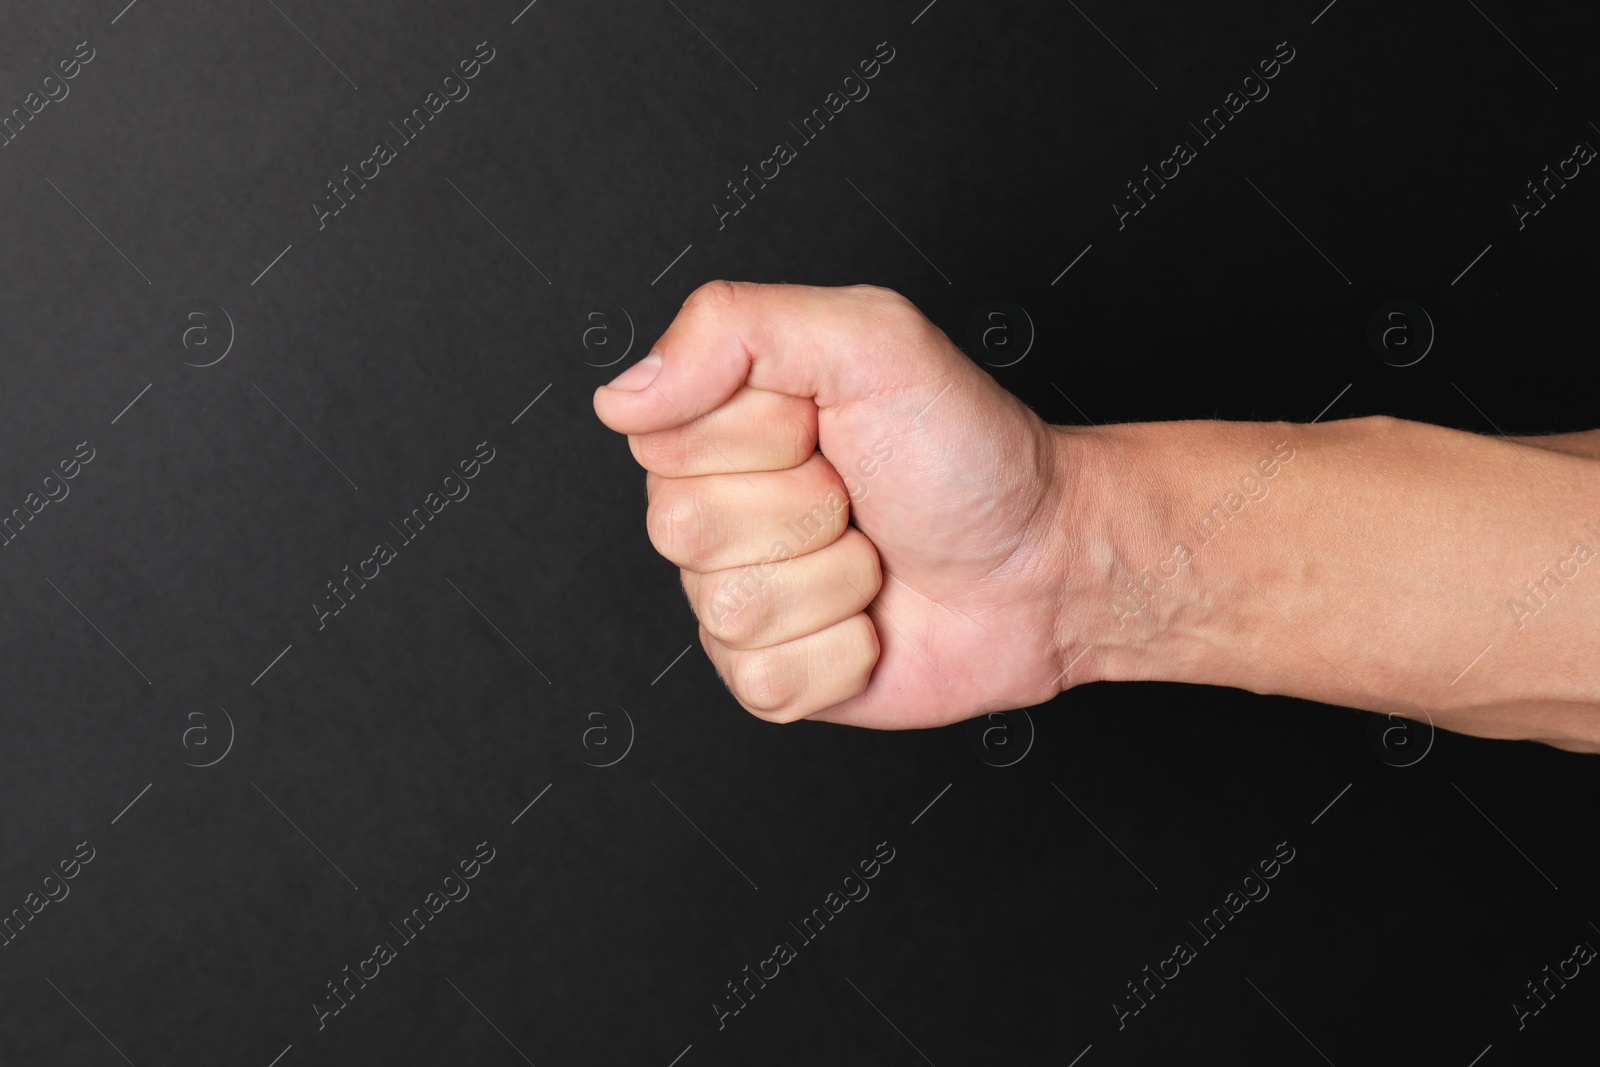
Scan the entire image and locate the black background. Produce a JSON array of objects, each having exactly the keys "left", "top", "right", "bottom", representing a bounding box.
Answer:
[{"left": 1, "top": 1, "right": 1596, "bottom": 1064}]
